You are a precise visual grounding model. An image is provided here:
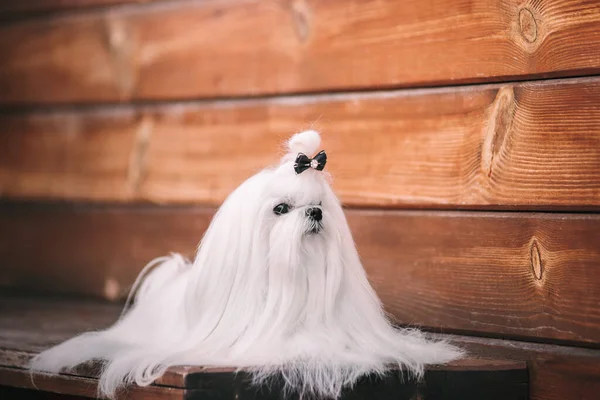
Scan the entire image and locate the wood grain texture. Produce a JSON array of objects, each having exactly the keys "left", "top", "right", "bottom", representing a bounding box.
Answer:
[
  {"left": 0, "top": 367, "right": 185, "bottom": 400},
  {"left": 1, "top": 205, "right": 599, "bottom": 345},
  {"left": 11, "top": 331, "right": 597, "bottom": 400},
  {"left": 2, "top": 332, "right": 596, "bottom": 400},
  {"left": 0, "top": 386, "right": 88, "bottom": 400},
  {"left": 353, "top": 210, "right": 600, "bottom": 345},
  {"left": 0, "top": 360, "right": 527, "bottom": 400},
  {"left": 3, "top": 295, "right": 596, "bottom": 400},
  {"left": 446, "top": 334, "right": 600, "bottom": 400},
  {"left": 0, "top": 295, "right": 528, "bottom": 400},
  {"left": 0, "top": 206, "right": 210, "bottom": 300},
  {"left": 0, "top": 0, "right": 157, "bottom": 14},
  {"left": 0, "top": 0, "right": 599, "bottom": 104},
  {"left": 1, "top": 77, "right": 599, "bottom": 209}
]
